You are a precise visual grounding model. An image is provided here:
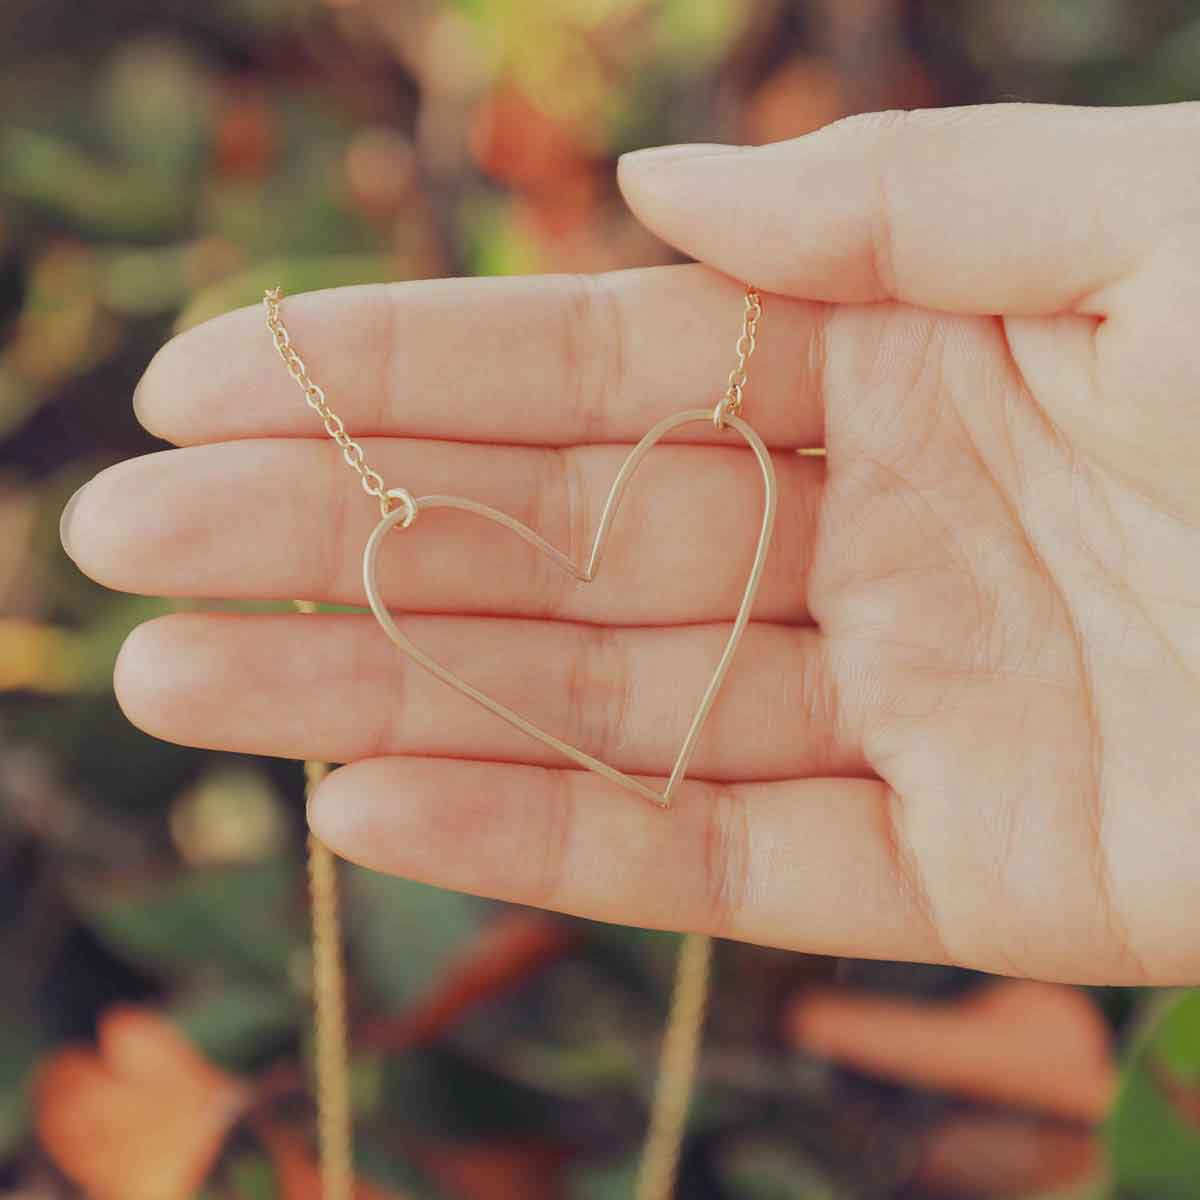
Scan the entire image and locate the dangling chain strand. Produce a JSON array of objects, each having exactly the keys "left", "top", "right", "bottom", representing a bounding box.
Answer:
[
  {"left": 305, "top": 824, "right": 354, "bottom": 1200},
  {"left": 634, "top": 931, "right": 714, "bottom": 1200},
  {"left": 267, "top": 282, "right": 763, "bottom": 1200},
  {"left": 295, "top": 598, "right": 353, "bottom": 1200}
]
